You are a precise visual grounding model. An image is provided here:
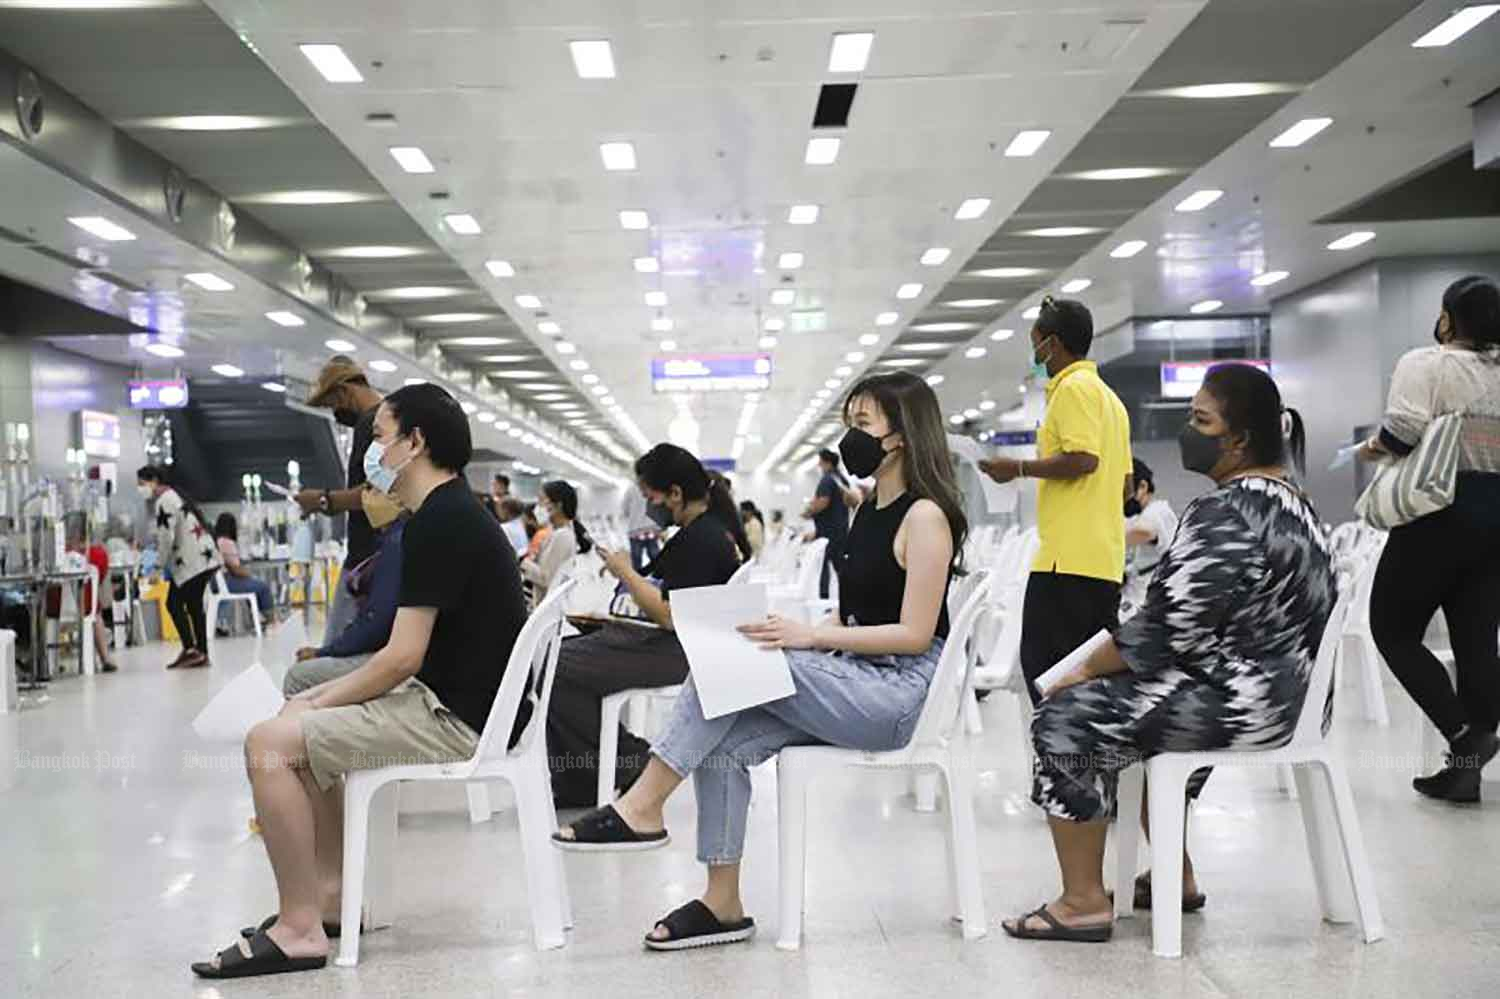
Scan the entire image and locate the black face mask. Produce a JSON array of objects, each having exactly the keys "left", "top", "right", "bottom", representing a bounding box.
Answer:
[
  {"left": 838, "top": 427, "right": 893, "bottom": 479},
  {"left": 1124, "top": 497, "right": 1143, "bottom": 517},
  {"left": 333, "top": 406, "right": 361, "bottom": 428},
  {"left": 646, "top": 502, "right": 674, "bottom": 529},
  {"left": 1179, "top": 424, "right": 1226, "bottom": 477}
]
